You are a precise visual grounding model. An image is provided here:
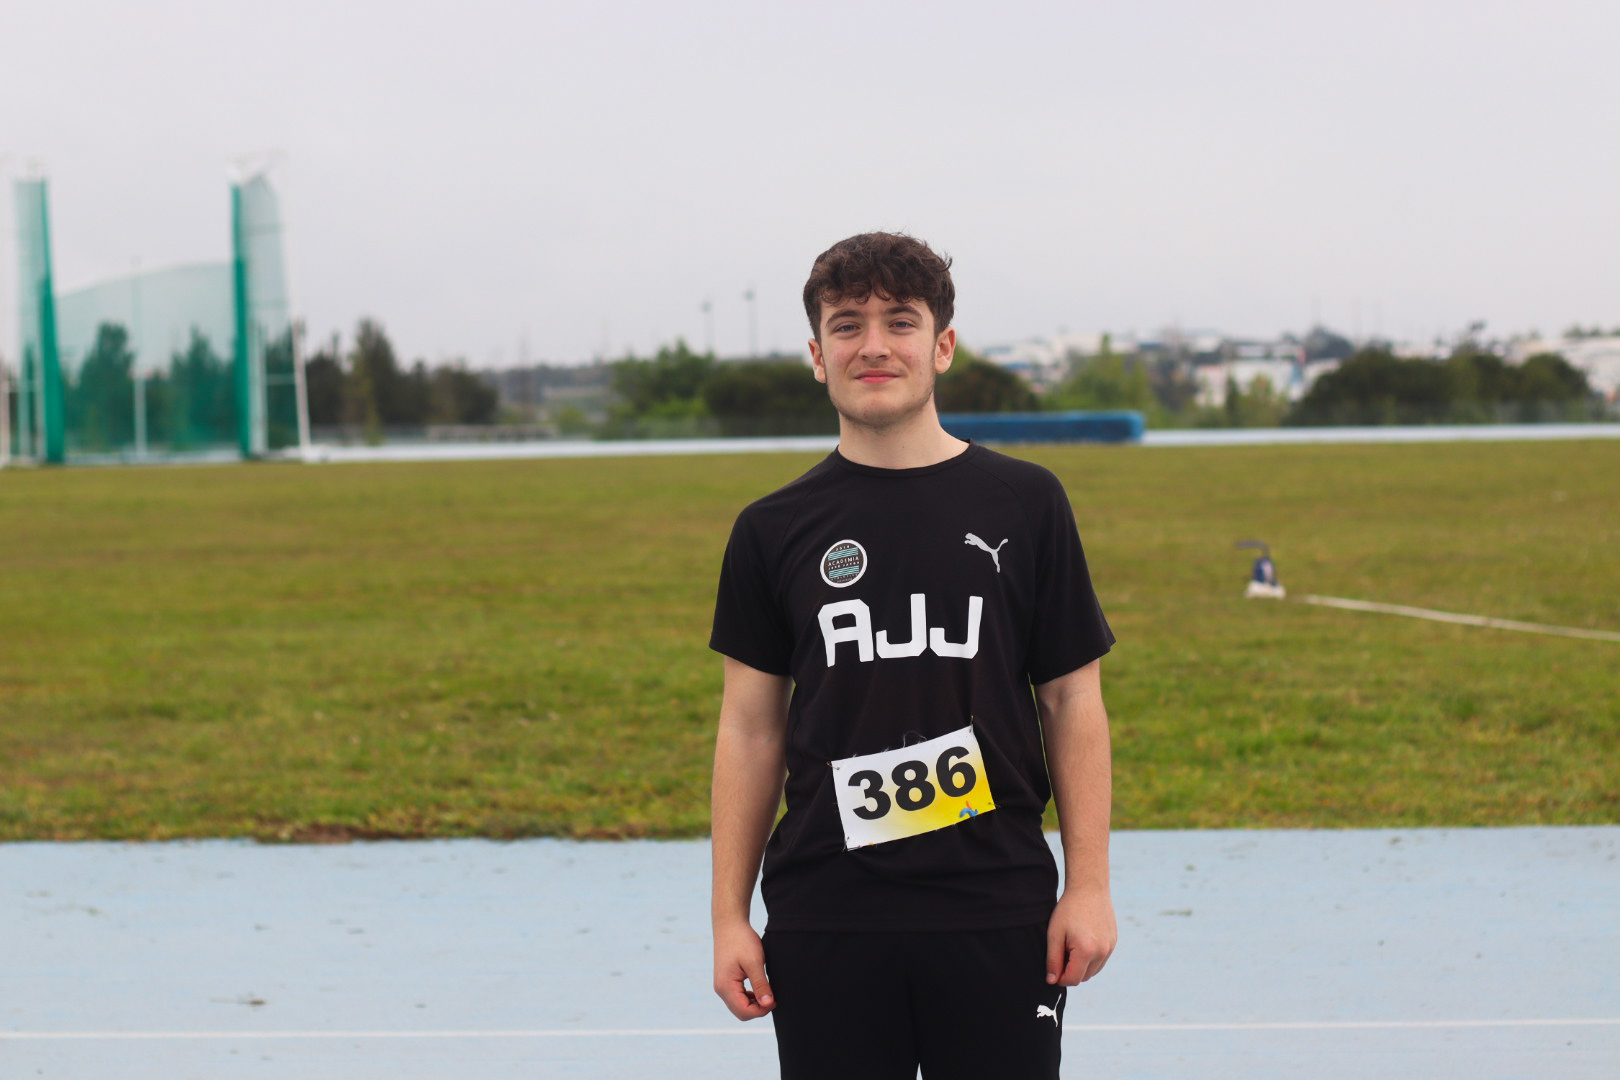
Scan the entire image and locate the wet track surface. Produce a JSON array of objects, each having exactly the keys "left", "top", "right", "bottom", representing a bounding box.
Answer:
[{"left": 3, "top": 828, "right": 1616, "bottom": 1078}]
